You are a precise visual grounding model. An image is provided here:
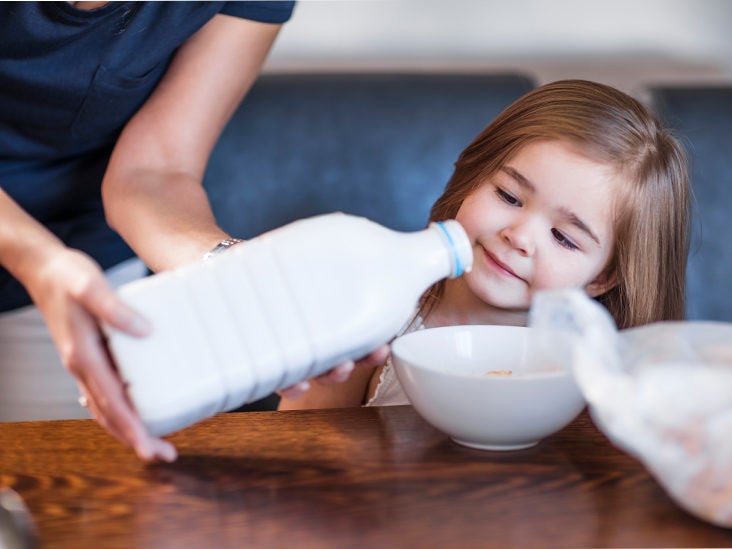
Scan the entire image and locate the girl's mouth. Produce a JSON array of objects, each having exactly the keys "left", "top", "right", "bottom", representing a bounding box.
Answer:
[{"left": 484, "top": 248, "right": 525, "bottom": 282}]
